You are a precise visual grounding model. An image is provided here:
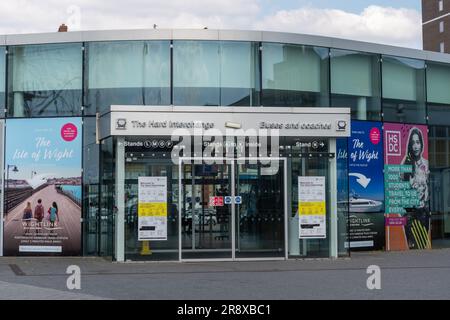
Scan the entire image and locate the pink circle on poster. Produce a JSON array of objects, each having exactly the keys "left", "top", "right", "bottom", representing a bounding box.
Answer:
[
  {"left": 370, "top": 127, "right": 381, "bottom": 145},
  {"left": 61, "top": 123, "right": 78, "bottom": 142}
]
